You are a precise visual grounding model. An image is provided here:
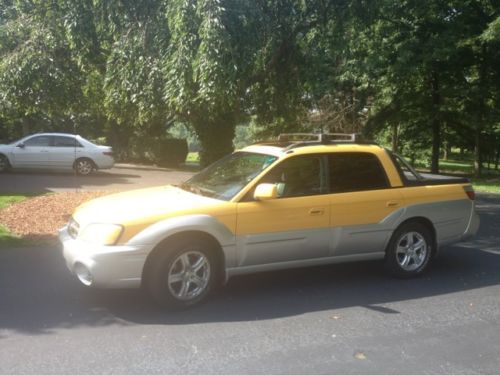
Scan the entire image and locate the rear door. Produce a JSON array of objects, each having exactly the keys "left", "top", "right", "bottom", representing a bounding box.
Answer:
[
  {"left": 49, "top": 135, "right": 82, "bottom": 168},
  {"left": 10, "top": 135, "right": 51, "bottom": 168},
  {"left": 328, "top": 152, "right": 404, "bottom": 256}
]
